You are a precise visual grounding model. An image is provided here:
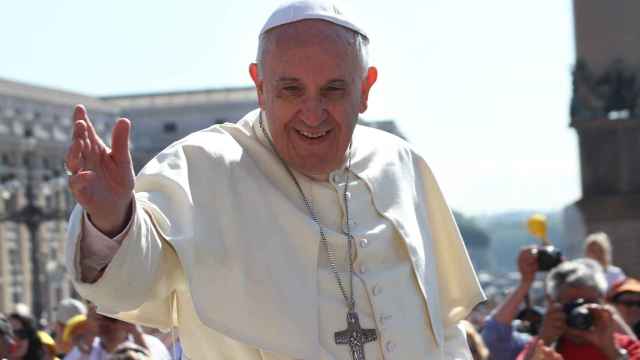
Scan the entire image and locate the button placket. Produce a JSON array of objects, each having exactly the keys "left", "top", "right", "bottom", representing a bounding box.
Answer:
[
  {"left": 358, "top": 263, "right": 367, "bottom": 274},
  {"left": 385, "top": 340, "right": 396, "bottom": 353},
  {"left": 372, "top": 284, "right": 383, "bottom": 296},
  {"left": 380, "top": 313, "right": 393, "bottom": 326}
]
